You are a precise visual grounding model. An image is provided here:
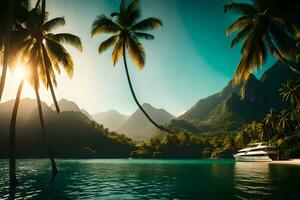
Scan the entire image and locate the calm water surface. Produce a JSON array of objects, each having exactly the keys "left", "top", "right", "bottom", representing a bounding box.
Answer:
[{"left": 0, "top": 159, "right": 299, "bottom": 199}]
